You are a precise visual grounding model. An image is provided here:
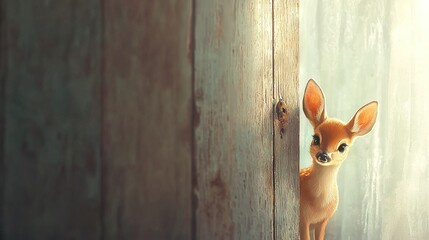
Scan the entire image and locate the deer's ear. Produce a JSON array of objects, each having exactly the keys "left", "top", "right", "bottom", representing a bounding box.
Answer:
[
  {"left": 347, "top": 101, "right": 378, "bottom": 137},
  {"left": 303, "top": 79, "right": 327, "bottom": 127}
]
